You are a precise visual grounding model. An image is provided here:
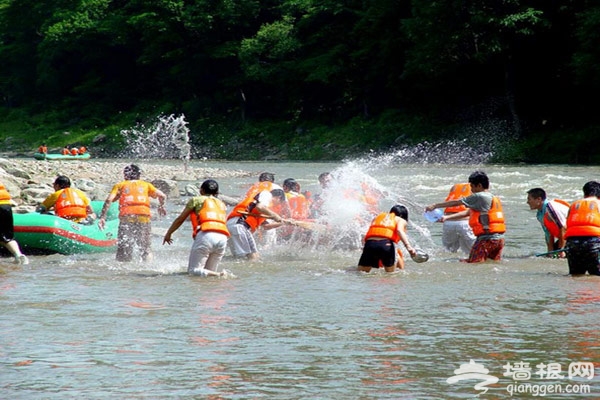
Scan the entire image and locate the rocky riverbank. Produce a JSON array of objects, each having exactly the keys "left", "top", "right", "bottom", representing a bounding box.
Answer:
[{"left": 0, "top": 158, "right": 252, "bottom": 213}]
